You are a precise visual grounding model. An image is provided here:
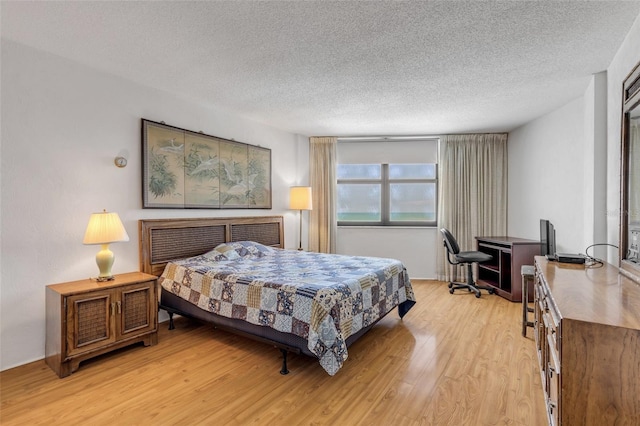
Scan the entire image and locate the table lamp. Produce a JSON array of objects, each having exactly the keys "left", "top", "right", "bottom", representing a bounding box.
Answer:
[
  {"left": 83, "top": 210, "right": 130, "bottom": 281},
  {"left": 289, "top": 186, "right": 312, "bottom": 251}
]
